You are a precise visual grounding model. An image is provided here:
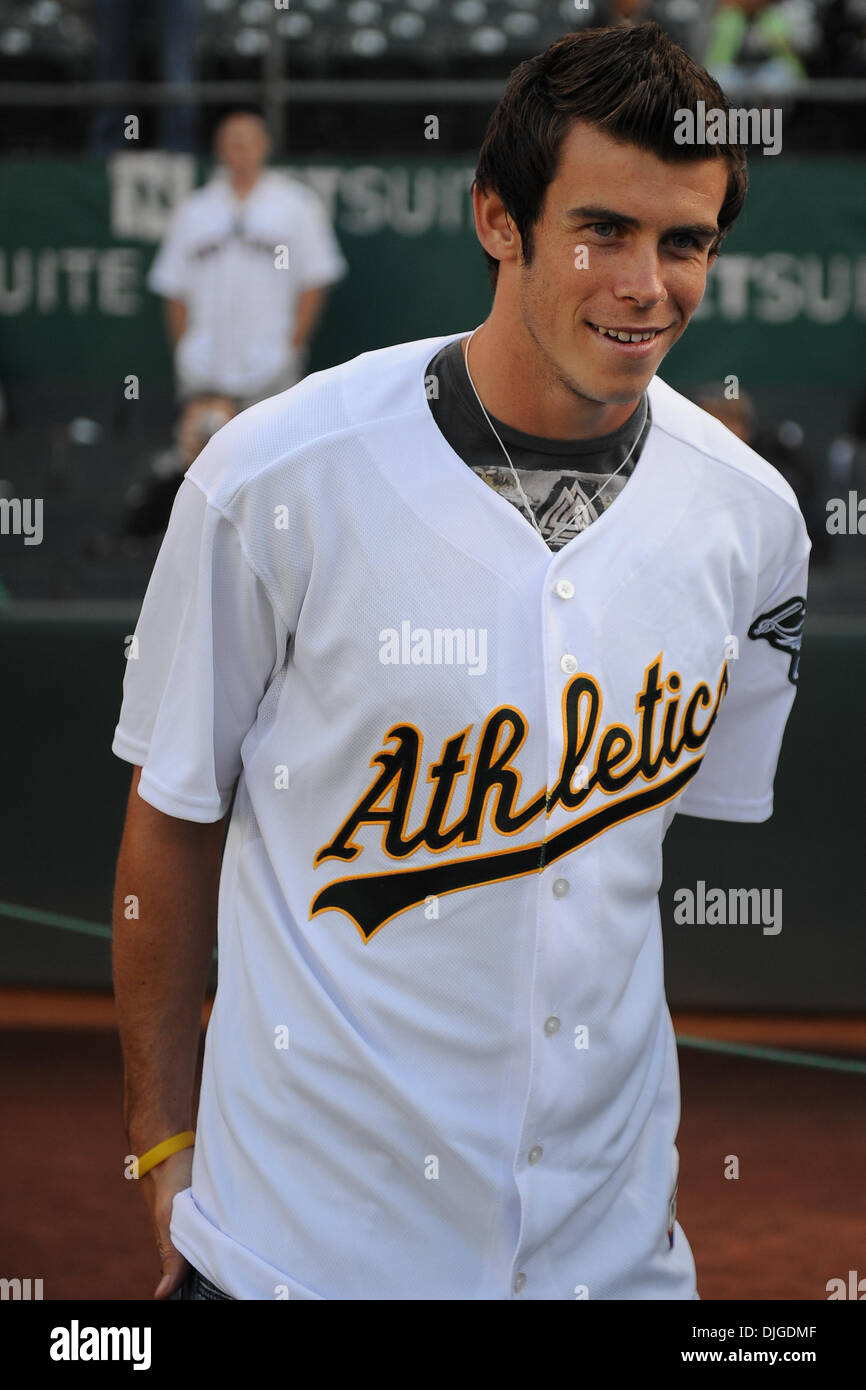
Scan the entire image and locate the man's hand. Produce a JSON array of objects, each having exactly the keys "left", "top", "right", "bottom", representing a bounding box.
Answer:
[{"left": 141, "top": 1147, "right": 194, "bottom": 1299}]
